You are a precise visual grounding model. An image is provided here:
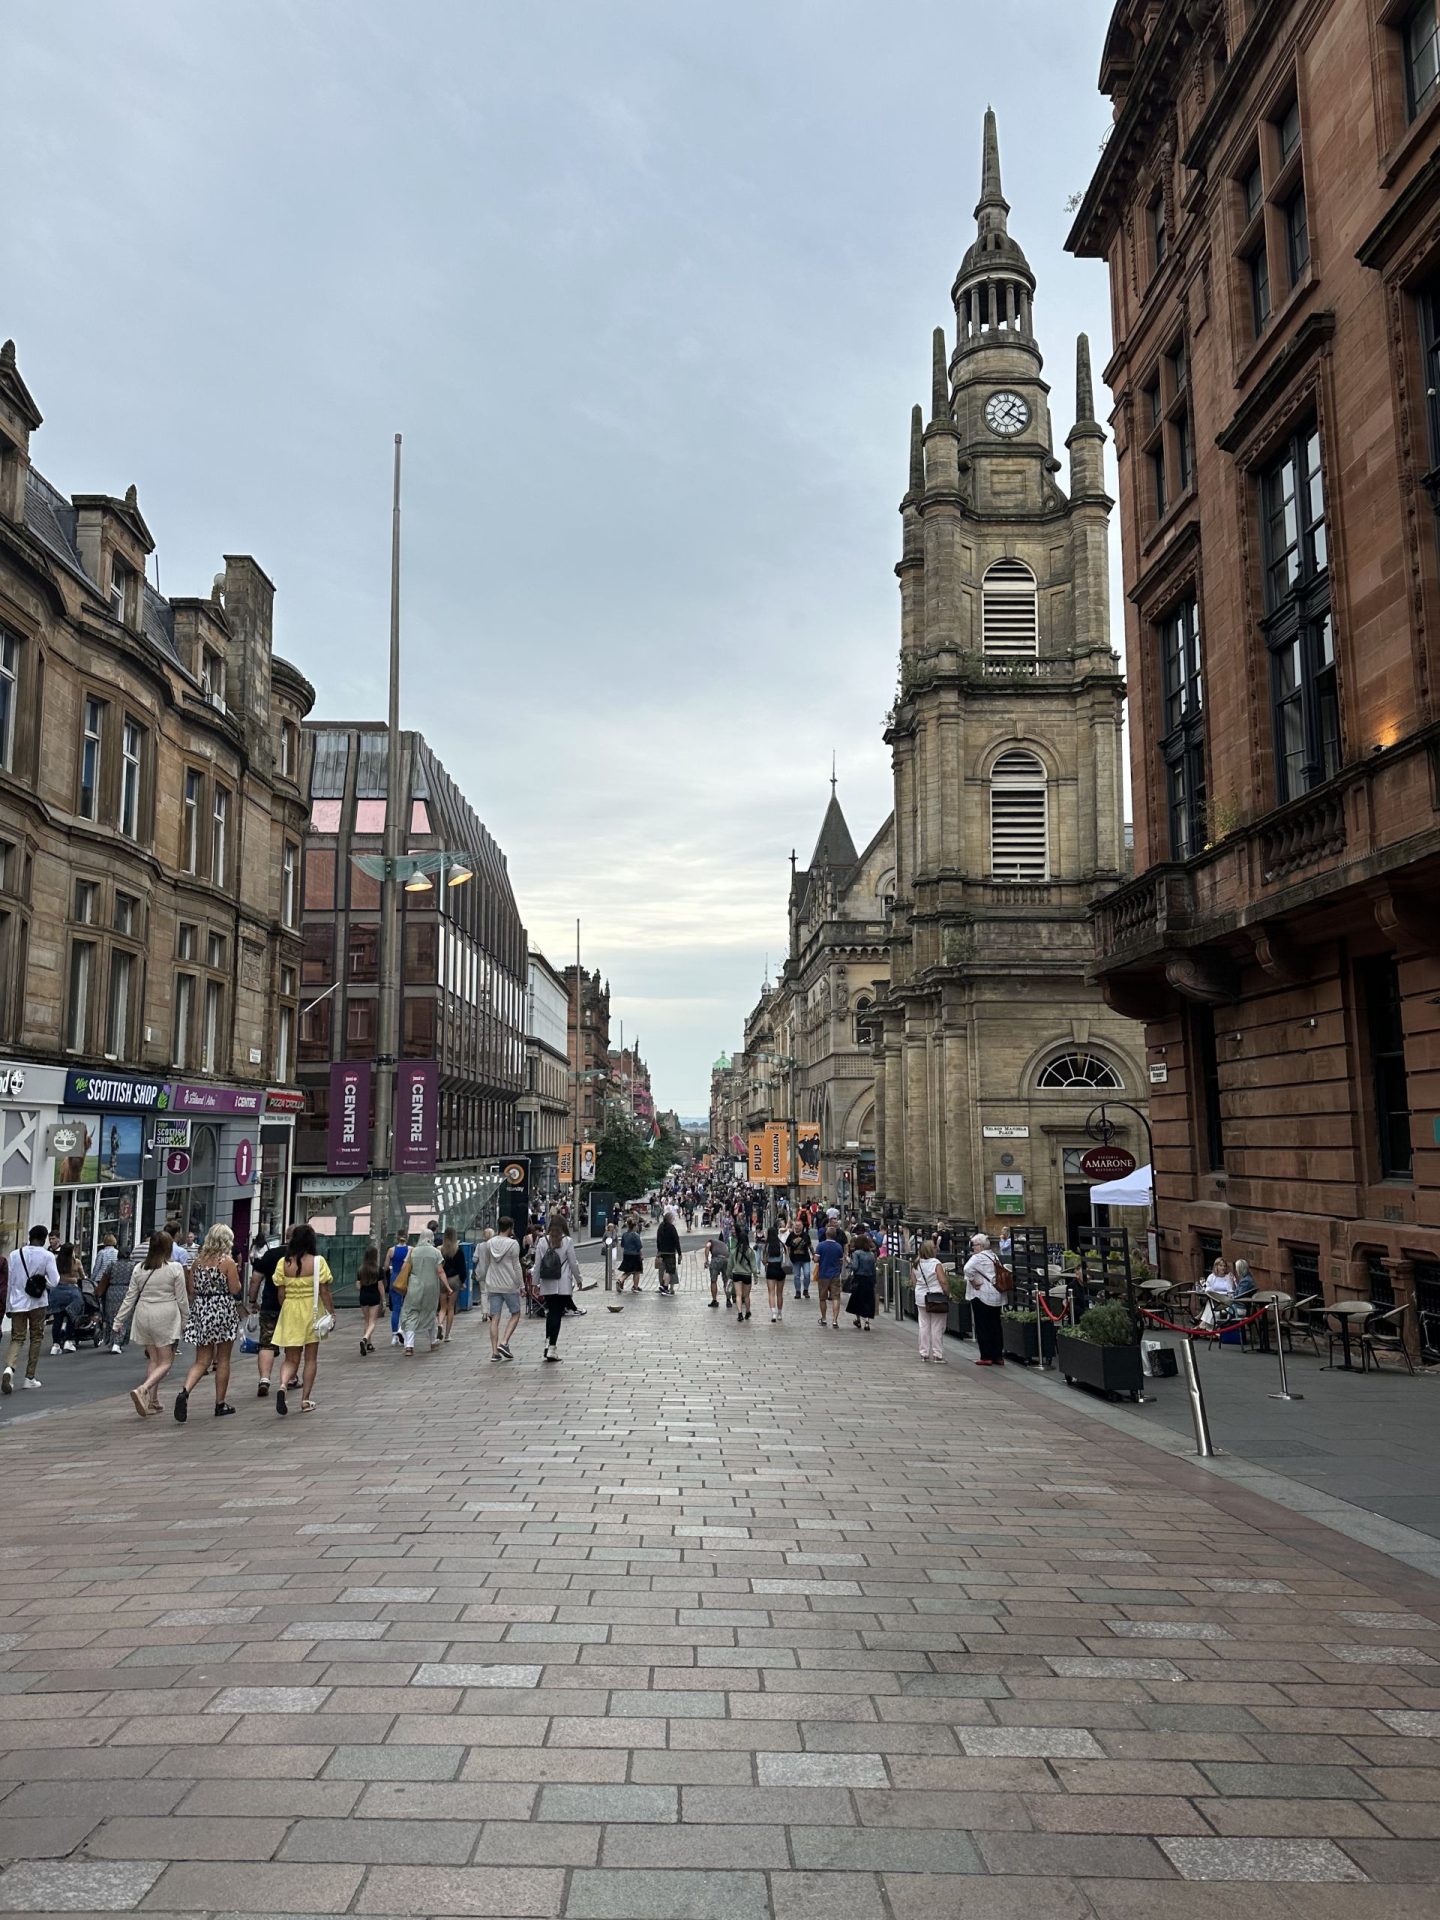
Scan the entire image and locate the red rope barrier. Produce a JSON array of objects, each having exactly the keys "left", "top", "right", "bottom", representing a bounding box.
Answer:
[
  {"left": 1037, "top": 1291, "right": 1069, "bottom": 1325},
  {"left": 1139, "top": 1303, "right": 1273, "bottom": 1338}
]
